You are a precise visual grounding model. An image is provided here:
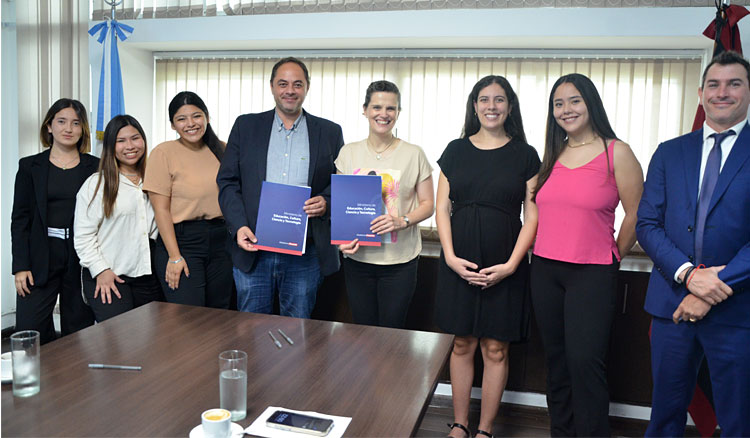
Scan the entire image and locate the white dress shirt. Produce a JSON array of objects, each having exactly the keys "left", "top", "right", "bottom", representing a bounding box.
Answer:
[
  {"left": 74, "top": 173, "right": 158, "bottom": 279},
  {"left": 673, "top": 118, "right": 748, "bottom": 282}
]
